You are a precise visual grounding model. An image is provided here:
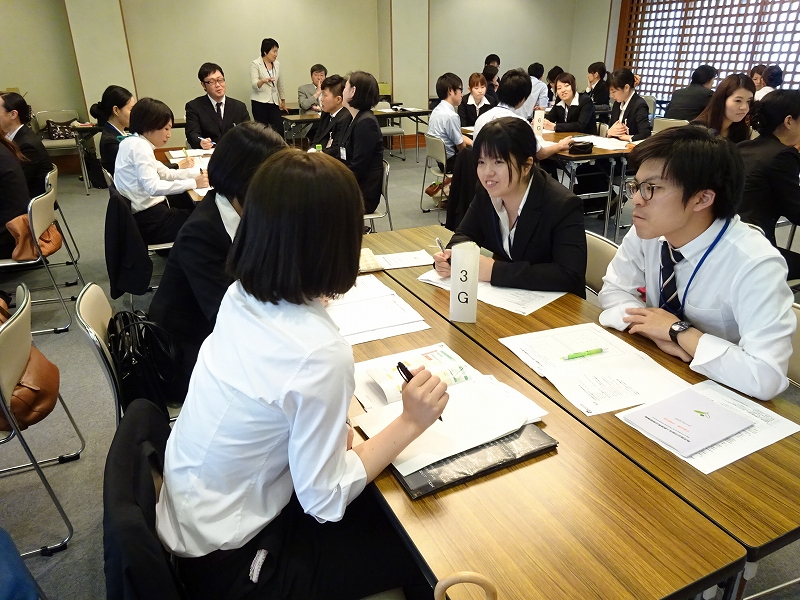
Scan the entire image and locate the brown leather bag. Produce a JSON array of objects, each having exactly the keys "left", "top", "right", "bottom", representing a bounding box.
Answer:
[
  {"left": 0, "top": 300, "right": 59, "bottom": 431},
  {"left": 5, "top": 215, "right": 62, "bottom": 261}
]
